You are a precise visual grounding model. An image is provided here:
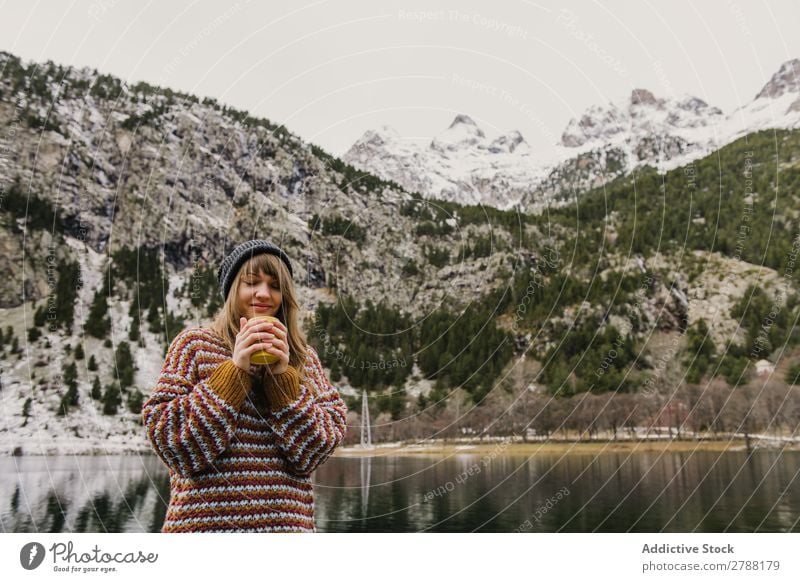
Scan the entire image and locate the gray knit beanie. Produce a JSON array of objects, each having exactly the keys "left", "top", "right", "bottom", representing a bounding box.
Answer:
[{"left": 217, "top": 239, "right": 294, "bottom": 300}]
